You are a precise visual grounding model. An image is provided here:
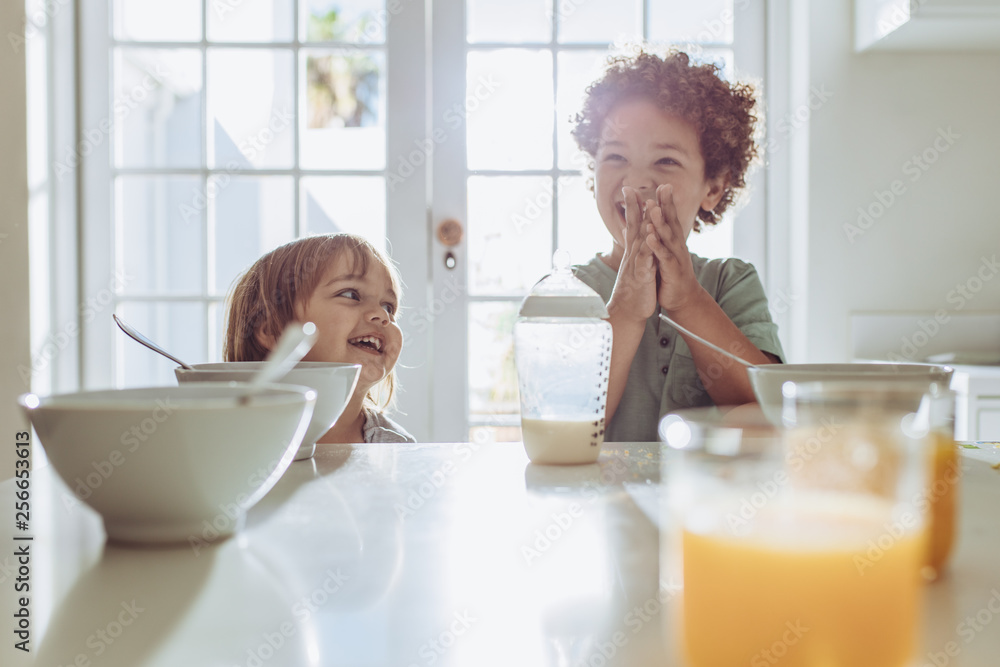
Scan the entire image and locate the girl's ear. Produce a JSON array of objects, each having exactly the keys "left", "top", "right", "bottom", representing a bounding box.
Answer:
[{"left": 255, "top": 326, "right": 276, "bottom": 352}]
